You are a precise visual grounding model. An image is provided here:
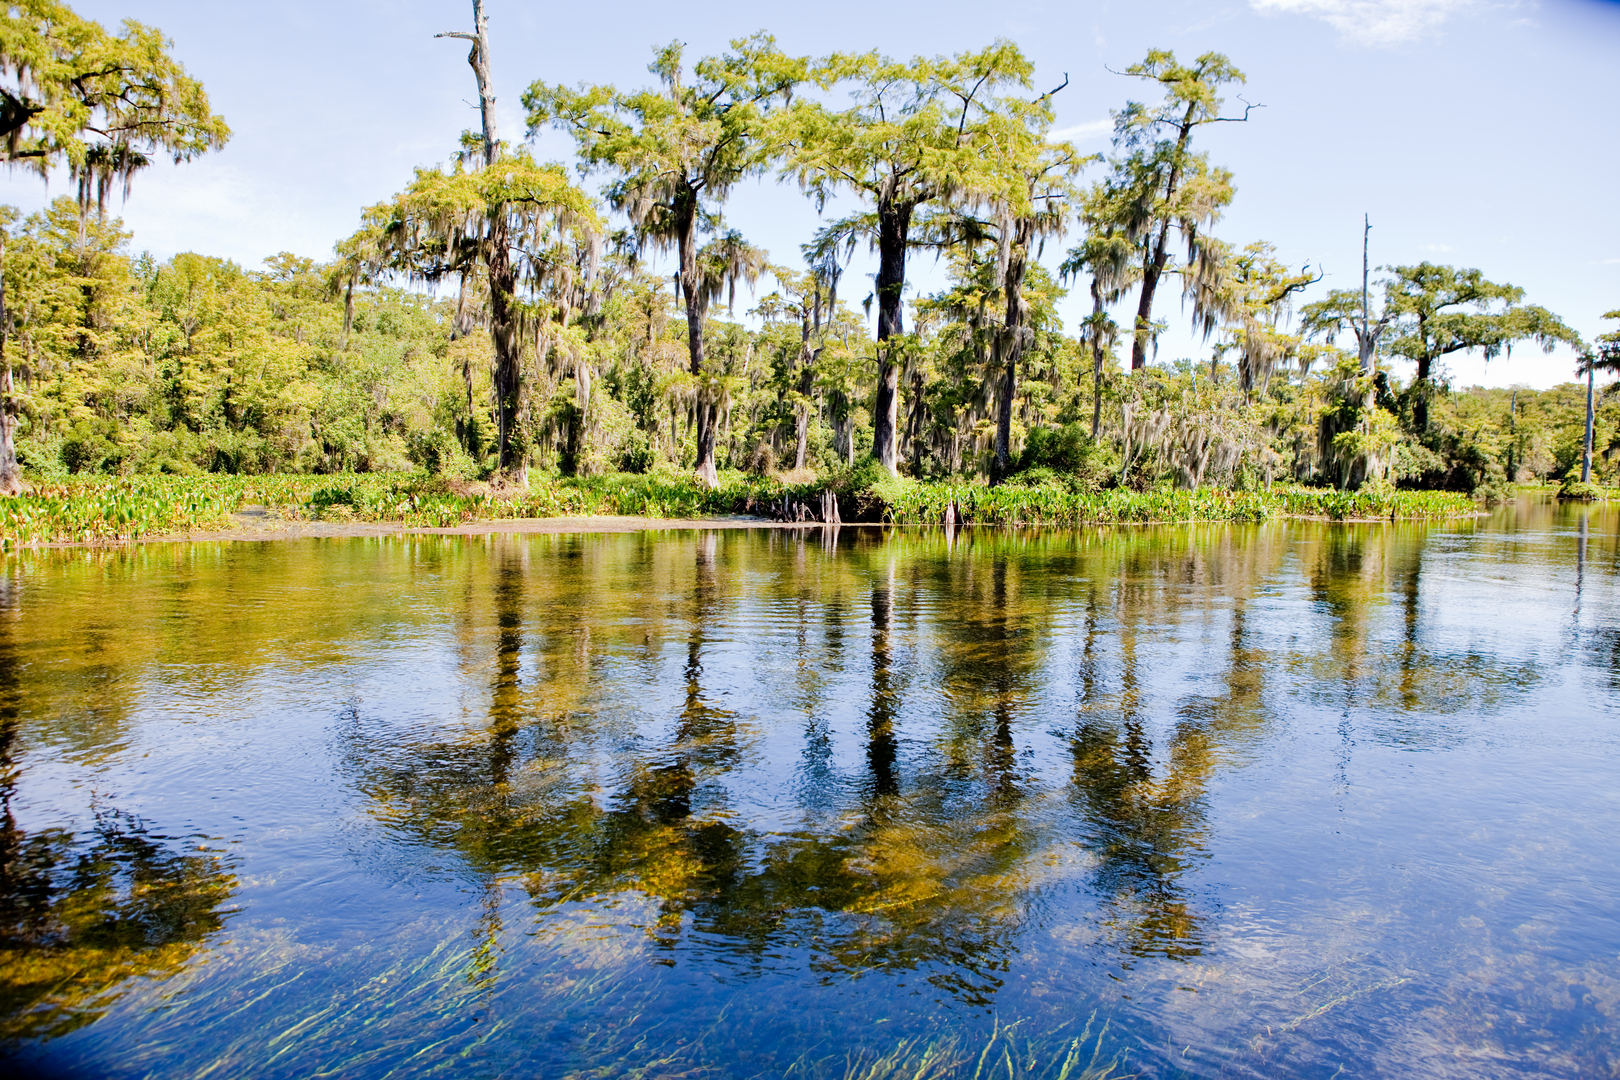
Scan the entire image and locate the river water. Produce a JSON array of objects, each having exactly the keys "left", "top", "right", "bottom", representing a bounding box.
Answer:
[{"left": 1, "top": 498, "right": 1616, "bottom": 1079}]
